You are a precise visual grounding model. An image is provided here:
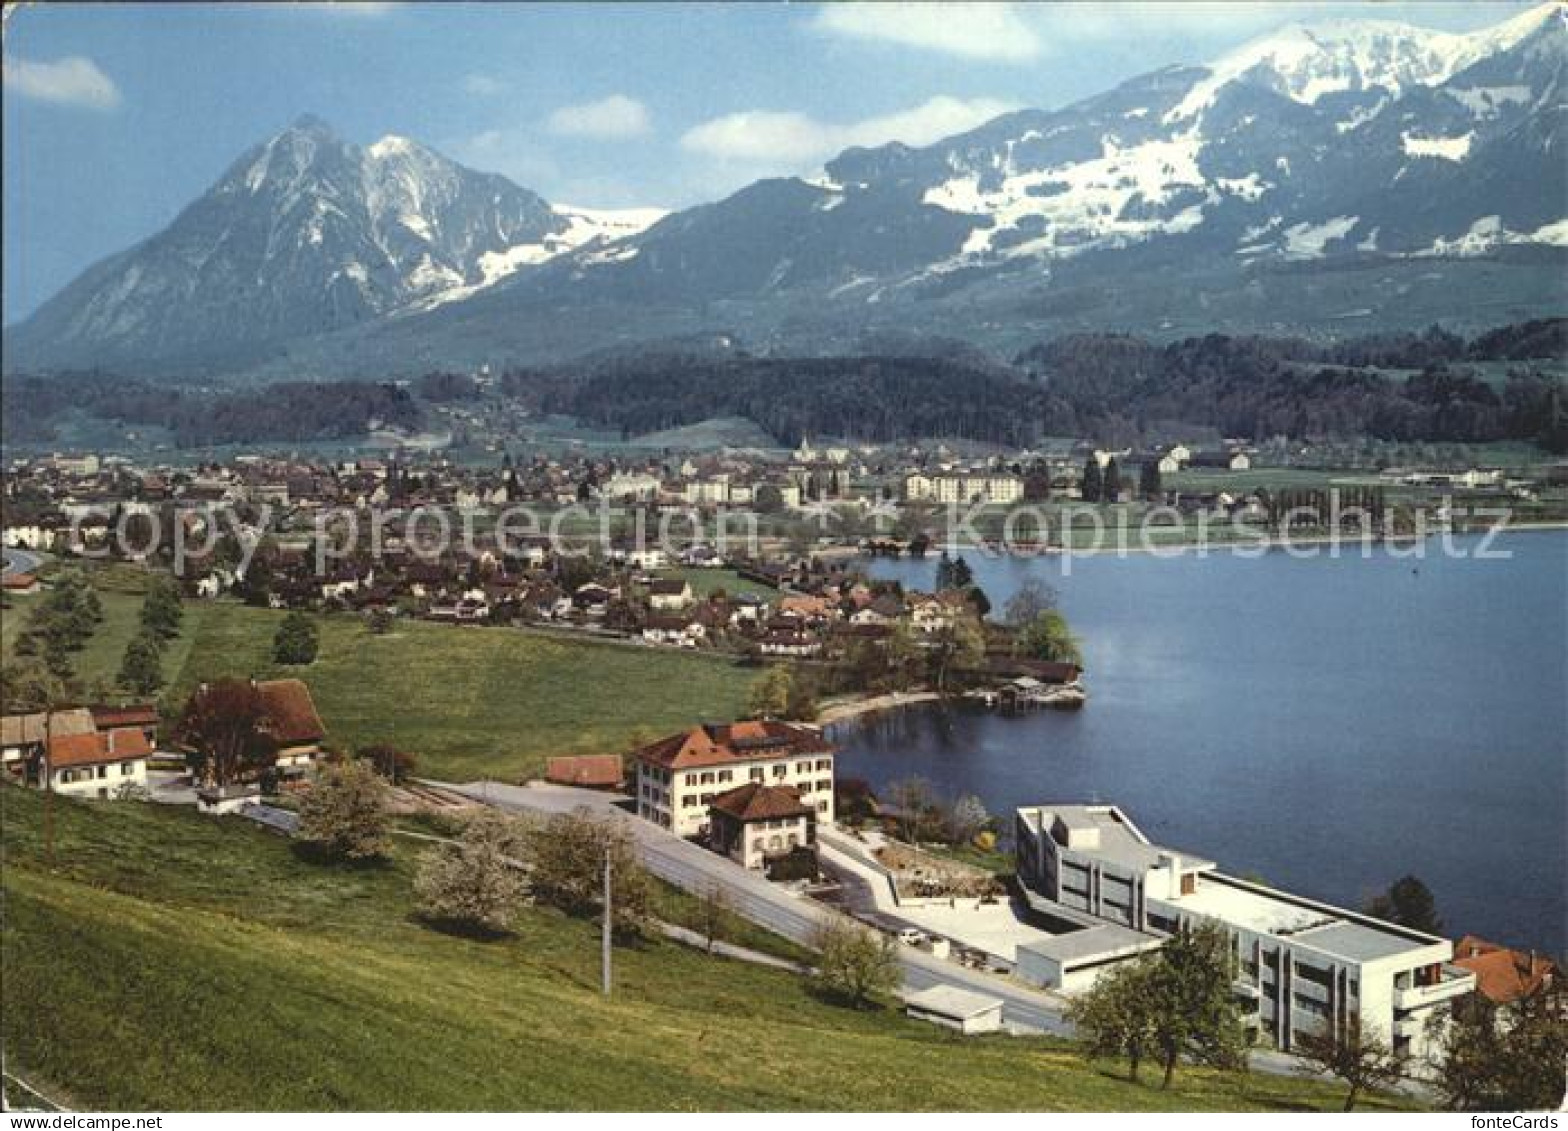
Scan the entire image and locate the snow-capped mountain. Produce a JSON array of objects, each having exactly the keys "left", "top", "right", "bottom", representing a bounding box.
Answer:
[
  {"left": 4, "top": 117, "right": 660, "bottom": 371},
  {"left": 6, "top": 3, "right": 1563, "bottom": 378}
]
